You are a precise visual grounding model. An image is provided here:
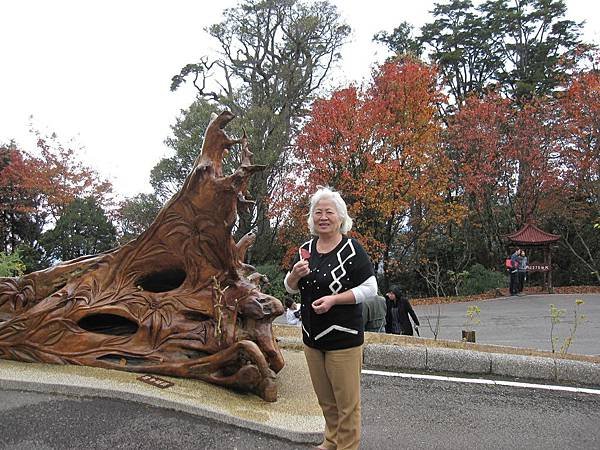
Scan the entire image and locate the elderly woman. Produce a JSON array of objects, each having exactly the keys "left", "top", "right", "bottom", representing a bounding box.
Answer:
[{"left": 284, "top": 186, "right": 377, "bottom": 450}]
